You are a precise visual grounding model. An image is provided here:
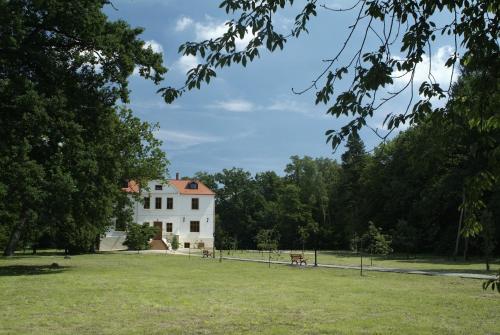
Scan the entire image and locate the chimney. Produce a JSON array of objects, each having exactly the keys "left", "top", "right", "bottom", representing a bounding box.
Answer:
[{"left": 175, "top": 172, "right": 179, "bottom": 180}]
